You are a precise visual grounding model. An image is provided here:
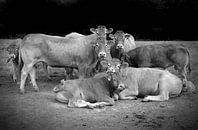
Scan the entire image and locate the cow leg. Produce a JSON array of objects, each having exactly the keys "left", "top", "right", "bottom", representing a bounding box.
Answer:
[
  {"left": 142, "top": 81, "right": 169, "bottom": 102},
  {"left": 29, "top": 66, "right": 39, "bottom": 92},
  {"left": 118, "top": 89, "right": 138, "bottom": 100},
  {"left": 64, "top": 67, "right": 73, "bottom": 80},
  {"left": 177, "top": 66, "right": 188, "bottom": 88},
  {"left": 19, "top": 64, "right": 33, "bottom": 94},
  {"left": 55, "top": 91, "right": 69, "bottom": 103},
  {"left": 68, "top": 99, "right": 94, "bottom": 108},
  {"left": 43, "top": 63, "right": 52, "bottom": 81},
  {"left": 12, "top": 62, "right": 18, "bottom": 82},
  {"left": 142, "top": 91, "right": 169, "bottom": 102}
]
